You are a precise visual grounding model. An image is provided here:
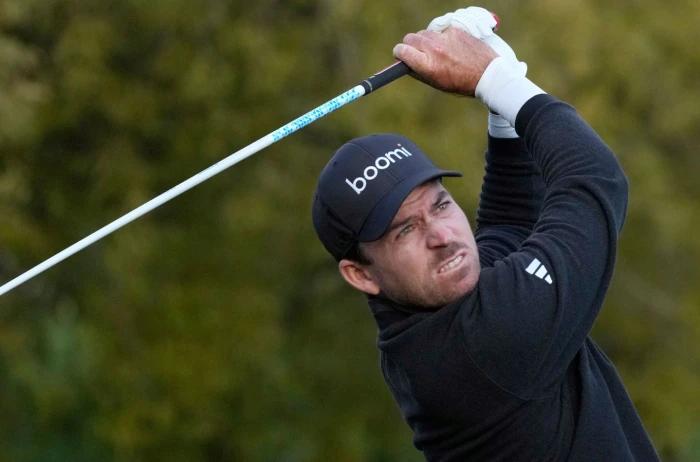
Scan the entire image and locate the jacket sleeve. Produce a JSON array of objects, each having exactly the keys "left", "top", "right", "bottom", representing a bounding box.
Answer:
[
  {"left": 461, "top": 94, "right": 628, "bottom": 398},
  {"left": 475, "top": 135, "right": 545, "bottom": 268}
]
